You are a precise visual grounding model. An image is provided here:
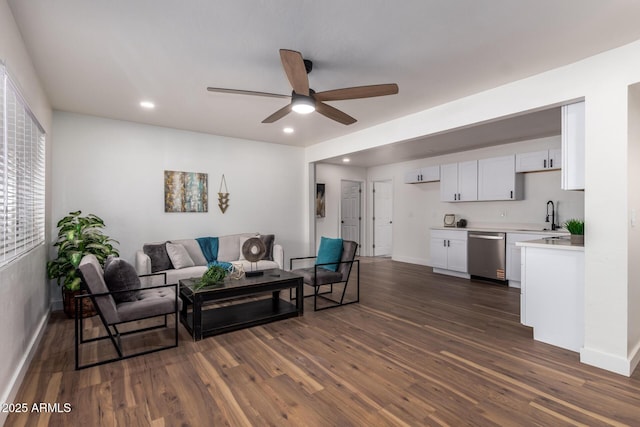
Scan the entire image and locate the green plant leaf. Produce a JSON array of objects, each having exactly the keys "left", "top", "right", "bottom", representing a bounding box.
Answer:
[
  {"left": 69, "top": 252, "right": 83, "bottom": 267},
  {"left": 195, "top": 265, "right": 228, "bottom": 290},
  {"left": 66, "top": 277, "right": 82, "bottom": 291},
  {"left": 47, "top": 210, "right": 120, "bottom": 286},
  {"left": 564, "top": 218, "right": 584, "bottom": 235}
]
